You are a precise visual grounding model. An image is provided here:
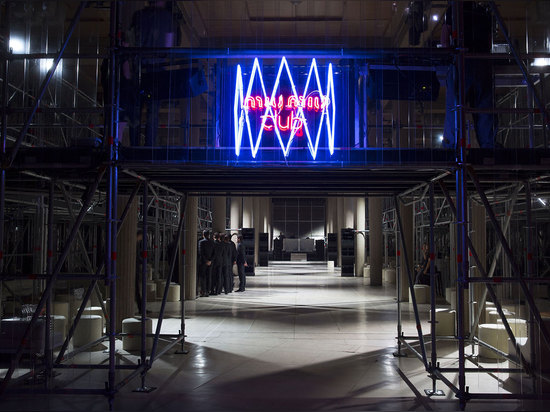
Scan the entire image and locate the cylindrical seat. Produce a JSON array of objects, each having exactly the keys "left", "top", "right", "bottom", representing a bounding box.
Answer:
[
  {"left": 122, "top": 317, "right": 153, "bottom": 351},
  {"left": 487, "top": 309, "right": 514, "bottom": 324},
  {"left": 431, "top": 308, "right": 456, "bottom": 336},
  {"left": 497, "top": 318, "right": 527, "bottom": 338},
  {"left": 155, "top": 279, "right": 166, "bottom": 298},
  {"left": 73, "top": 314, "right": 103, "bottom": 348},
  {"left": 478, "top": 323, "right": 508, "bottom": 359},
  {"left": 383, "top": 268, "right": 396, "bottom": 284},
  {"left": 49, "top": 315, "right": 67, "bottom": 346},
  {"left": 146, "top": 282, "right": 157, "bottom": 301},
  {"left": 503, "top": 304, "right": 527, "bottom": 320},
  {"left": 409, "top": 284, "right": 429, "bottom": 304},
  {"left": 52, "top": 301, "right": 70, "bottom": 326},
  {"left": 83, "top": 306, "right": 105, "bottom": 322},
  {"left": 167, "top": 283, "right": 180, "bottom": 302},
  {"left": 445, "top": 287, "right": 455, "bottom": 305},
  {"left": 363, "top": 265, "right": 370, "bottom": 278}
]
